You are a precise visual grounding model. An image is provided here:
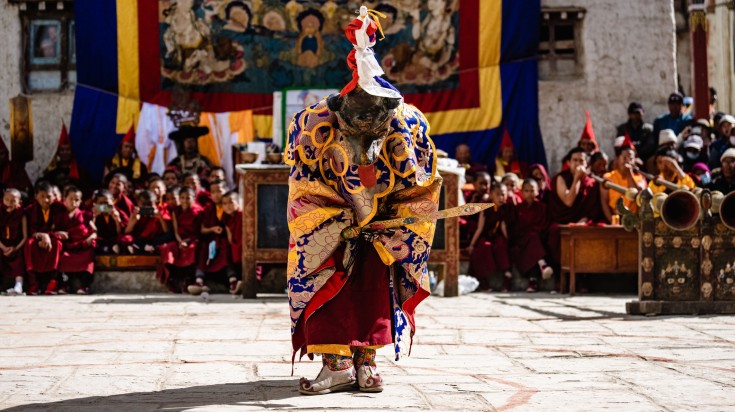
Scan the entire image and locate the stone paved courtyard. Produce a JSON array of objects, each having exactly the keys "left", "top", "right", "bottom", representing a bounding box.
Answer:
[{"left": 1, "top": 292, "right": 734, "bottom": 411}]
